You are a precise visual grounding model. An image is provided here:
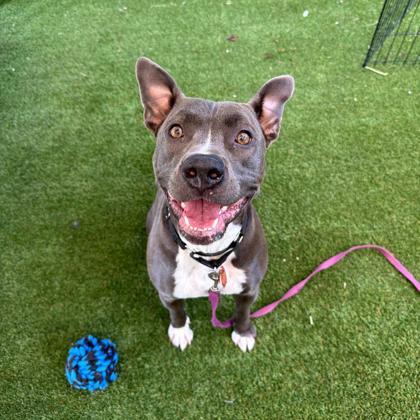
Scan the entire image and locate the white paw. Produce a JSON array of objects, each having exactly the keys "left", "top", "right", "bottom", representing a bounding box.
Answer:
[
  {"left": 168, "top": 317, "right": 193, "bottom": 351},
  {"left": 231, "top": 330, "right": 255, "bottom": 352}
]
